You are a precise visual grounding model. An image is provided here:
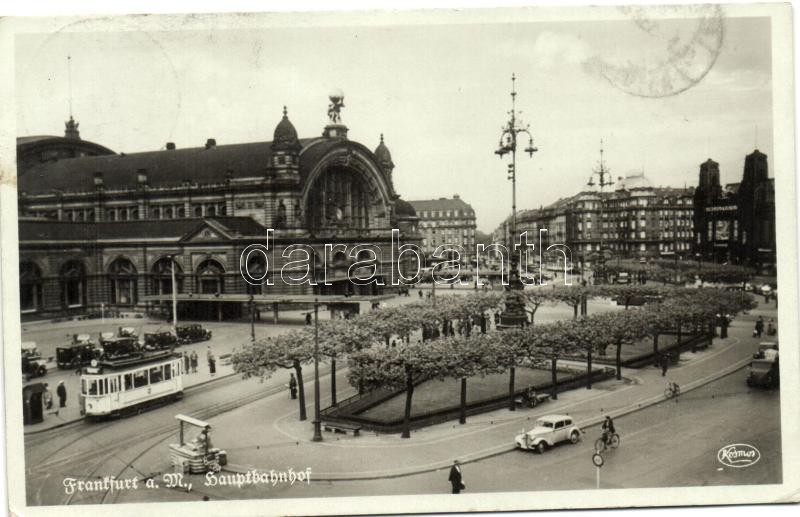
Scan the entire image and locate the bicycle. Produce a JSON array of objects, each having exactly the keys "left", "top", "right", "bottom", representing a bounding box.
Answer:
[
  {"left": 594, "top": 432, "right": 620, "bottom": 453},
  {"left": 664, "top": 382, "right": 681, "bottom": 399}
]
